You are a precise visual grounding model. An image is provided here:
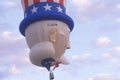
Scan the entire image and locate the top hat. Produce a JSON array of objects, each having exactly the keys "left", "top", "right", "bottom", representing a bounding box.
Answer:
[{"left": 19, "top": 0, "right": 74, "bottom": 36}]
